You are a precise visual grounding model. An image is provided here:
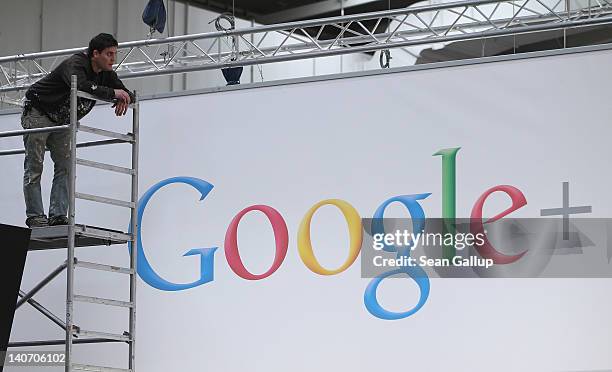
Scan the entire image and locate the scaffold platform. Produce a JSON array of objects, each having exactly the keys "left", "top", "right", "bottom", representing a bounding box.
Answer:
[{"left": 28, "top": 225, "right": 132, "bottom": 251}]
